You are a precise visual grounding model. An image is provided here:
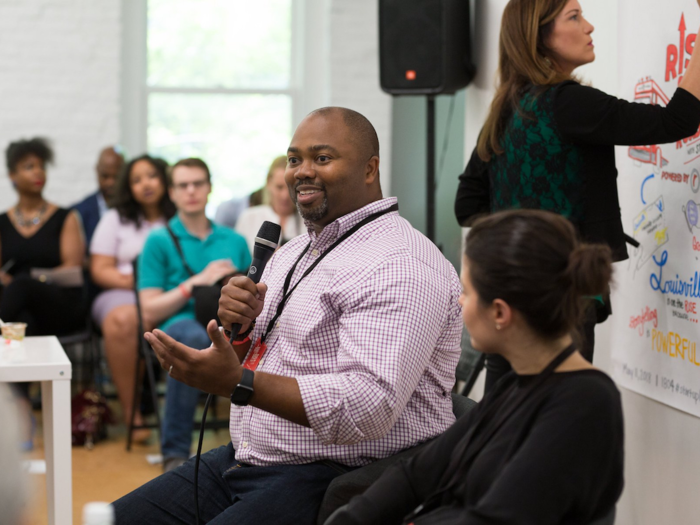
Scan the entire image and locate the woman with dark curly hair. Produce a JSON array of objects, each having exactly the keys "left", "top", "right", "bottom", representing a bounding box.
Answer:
[
  {"left": 455, "top": 0, "right": 700, "bottom": 391},
  {"left": 0, "top": 137, "right": 86, "bottom": 336},
  {"left": 90, "top": 154, "right": 175, "bottom": 438}
]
